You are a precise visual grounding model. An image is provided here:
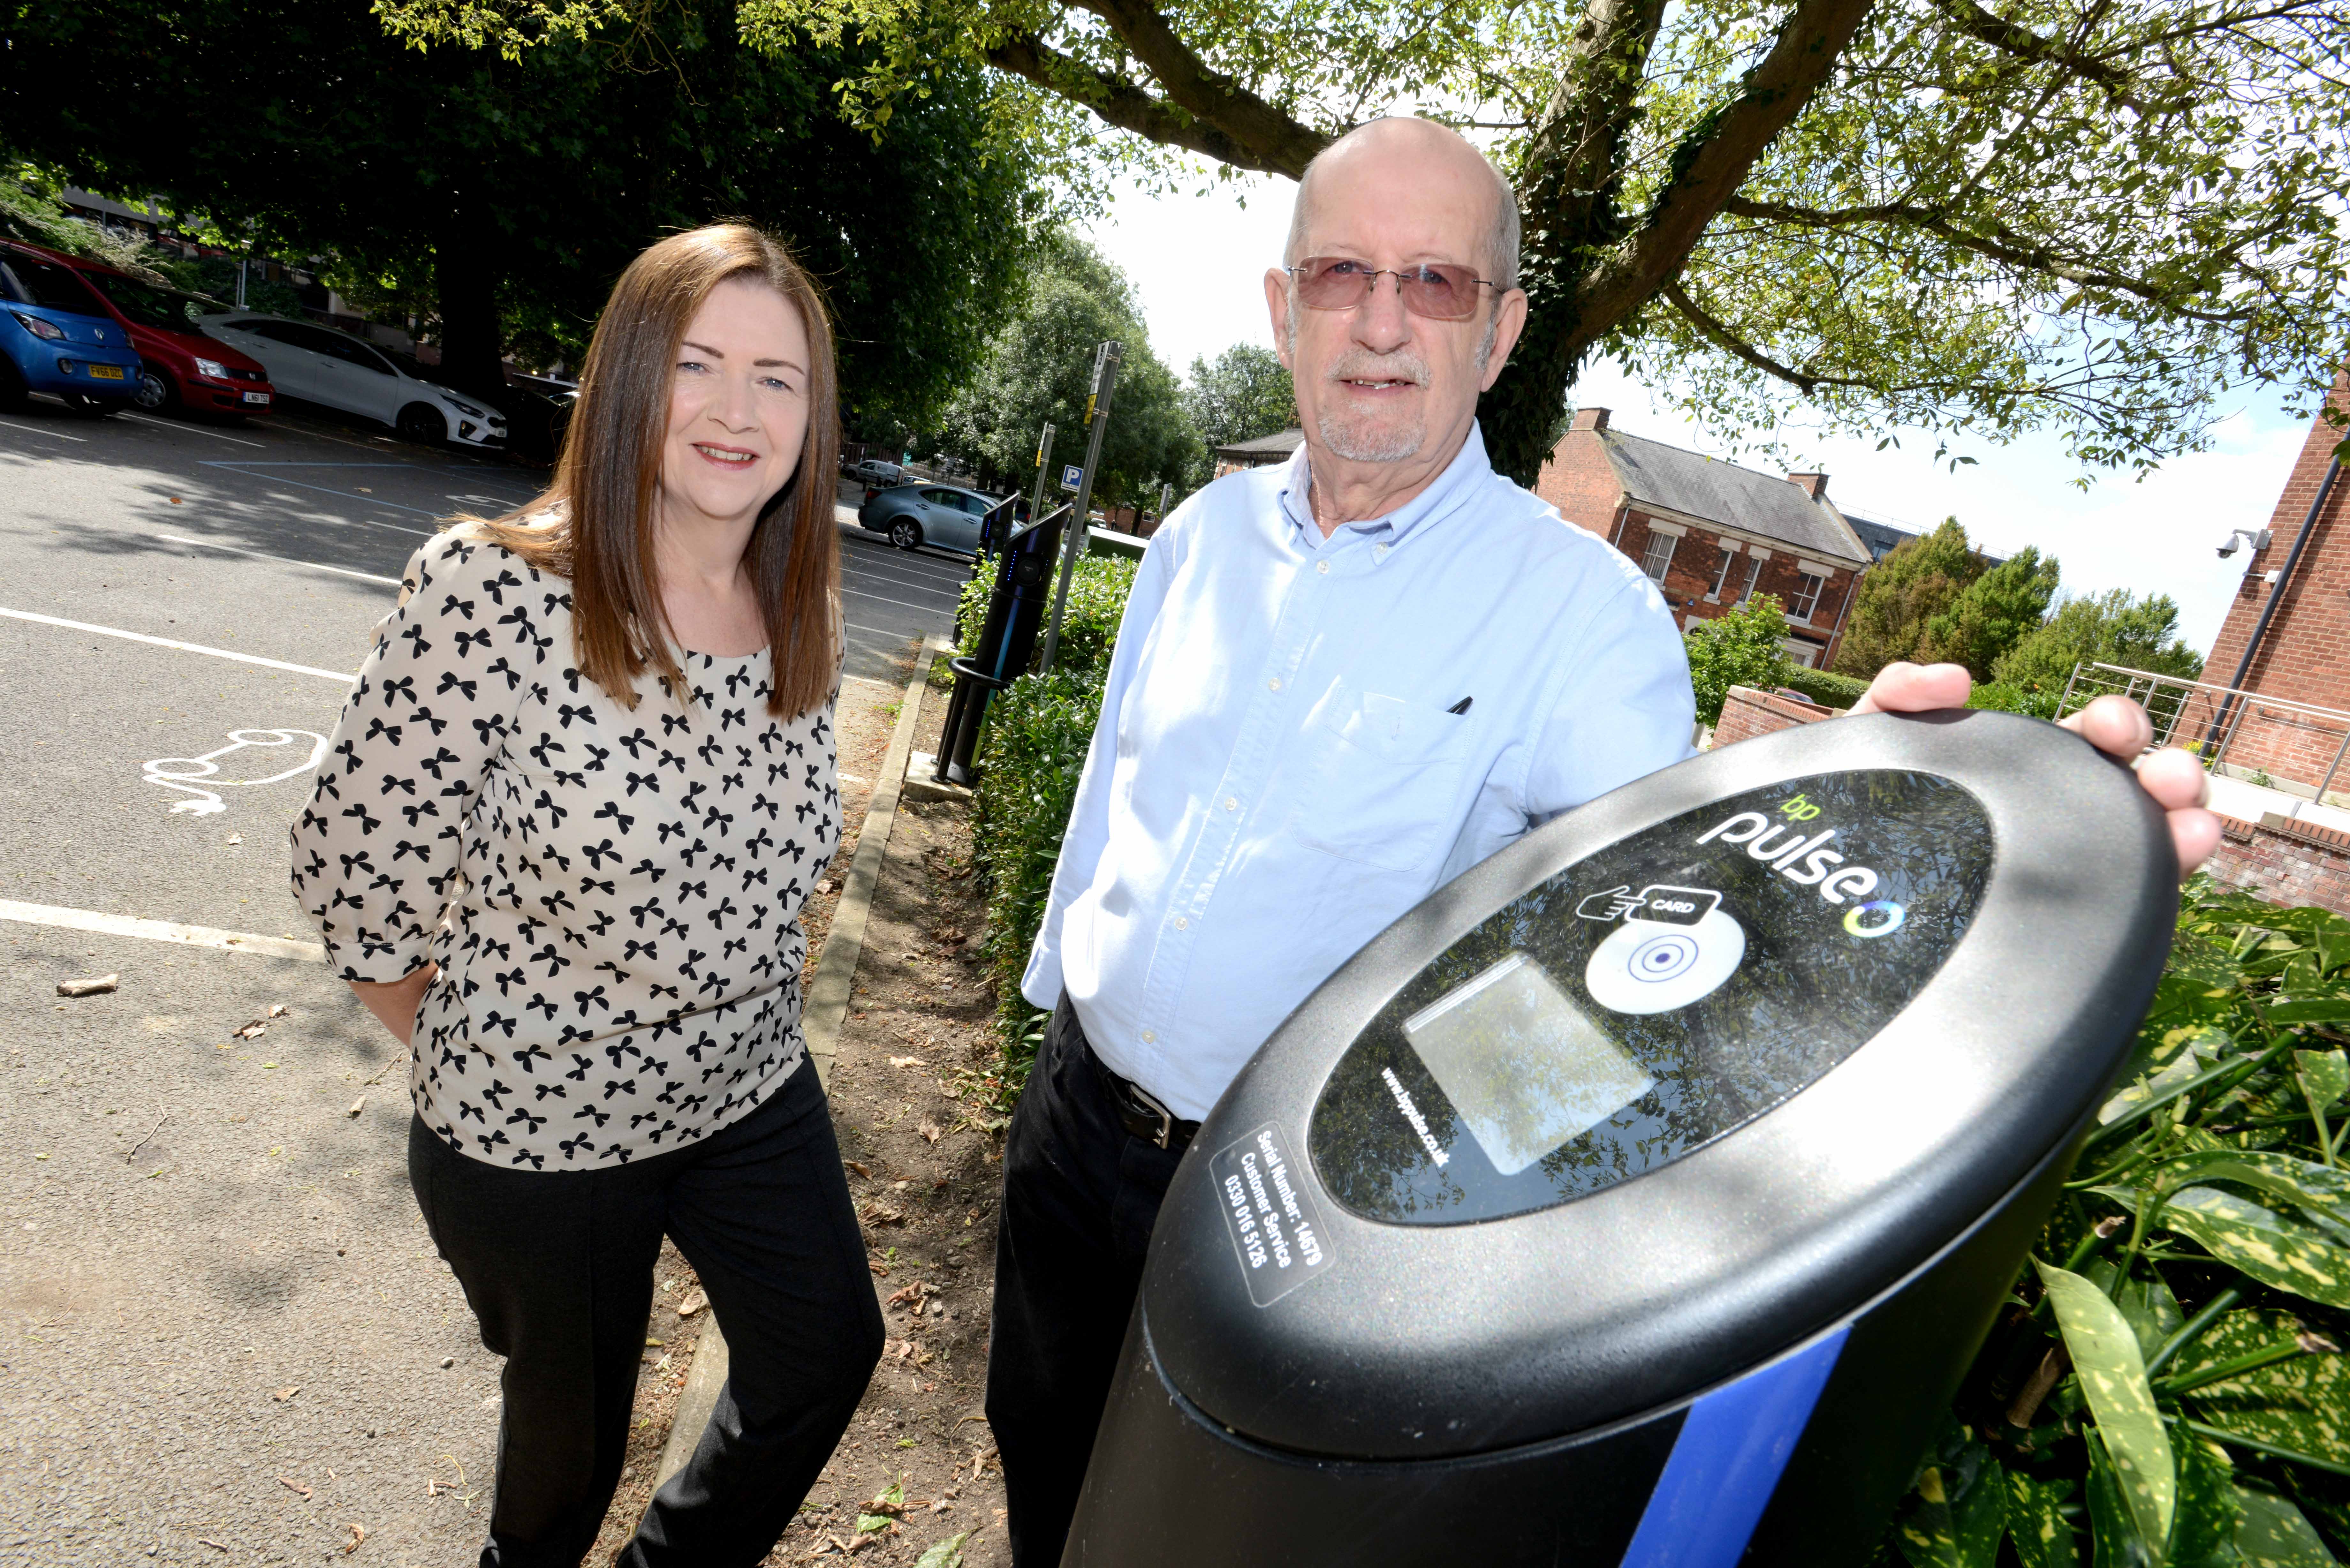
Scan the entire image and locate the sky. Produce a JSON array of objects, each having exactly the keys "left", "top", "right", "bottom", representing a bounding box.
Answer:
[{"left": 1081, "top": 172, "right": 2322, "bottom": 659}]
